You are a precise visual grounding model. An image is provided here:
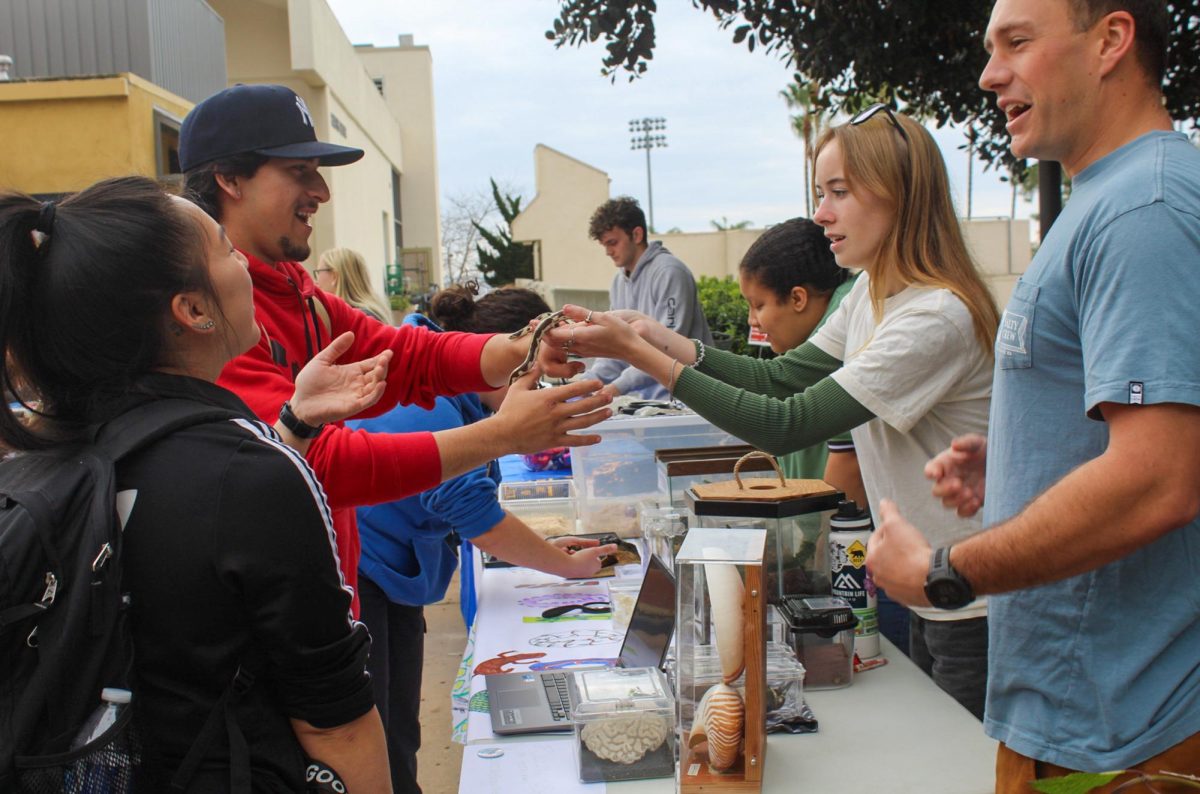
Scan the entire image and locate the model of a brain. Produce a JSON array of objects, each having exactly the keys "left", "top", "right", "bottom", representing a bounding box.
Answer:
[{"left": 580, "top": 712, "right": 670, "bottom": 764}]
